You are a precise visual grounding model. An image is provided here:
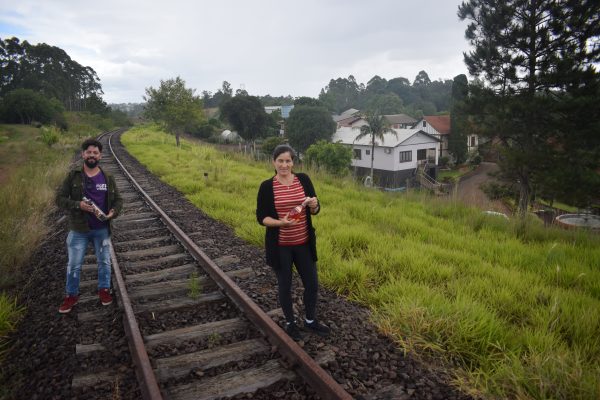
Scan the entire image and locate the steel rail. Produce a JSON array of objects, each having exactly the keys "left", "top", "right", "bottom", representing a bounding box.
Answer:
[
  {"left": 107, "top": 132, "right": 352, "bottom": 400},
  {"left": 109, "top": 242, "right": 164, "bottom": 400},
  {"left": 103, "top": 129, "right": 164, "bottom": 400}
]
